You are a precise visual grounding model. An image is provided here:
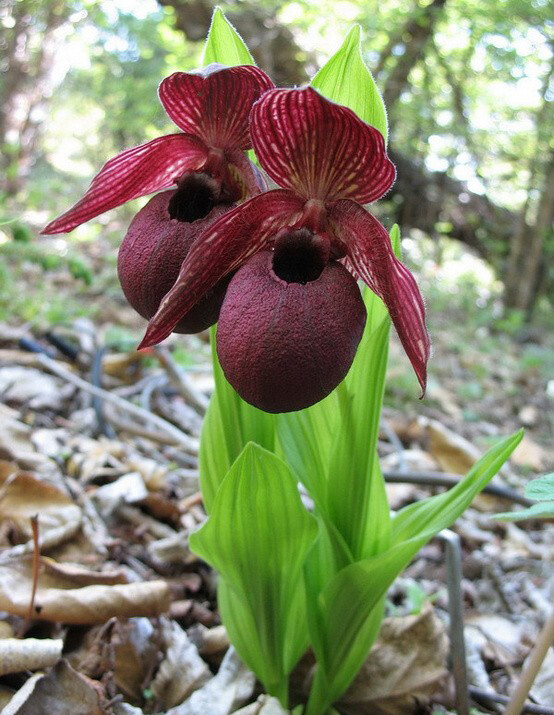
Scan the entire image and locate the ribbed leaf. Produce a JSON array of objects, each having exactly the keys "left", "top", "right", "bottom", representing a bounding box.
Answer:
[
  {"left": 203, "top": 8, "right": 254, "bottom": 66},
  {"left": 190, "top": 443, "right": 317, "bottom": 703},
  {"left": 199, "top": 329, "right": 275, "bottom": 512},
  {"left": 311, "top": 25, "right": 387, "bottom": 142},
  {"left": 391, "top": 430, "right": 523, "bottom": 544},
  {"left": 276, "top": 390, "right": 338, "bottom": 510},
  {"left": 304, "top": 430, "right": 523, "bottom": 715},
  {"left": 325, "top": 285, "right": 391, "bottom": 561}
]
